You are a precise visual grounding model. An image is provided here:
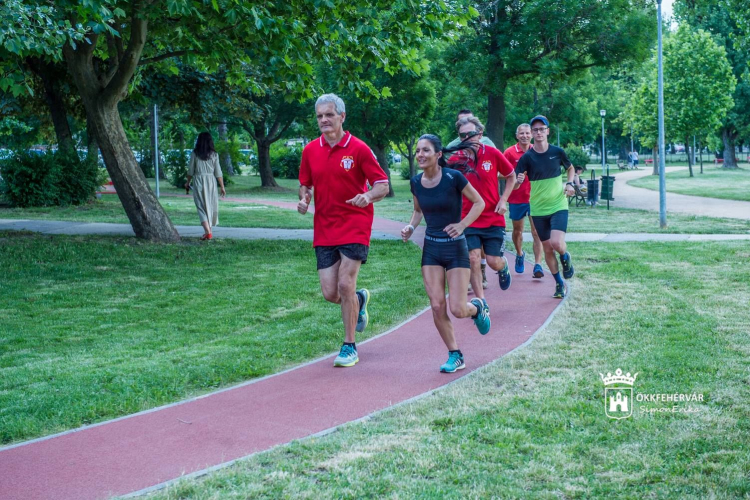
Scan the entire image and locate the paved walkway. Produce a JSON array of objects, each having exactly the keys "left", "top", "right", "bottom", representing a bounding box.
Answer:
[
  {"left": 3, "top": 218, "right": 749, "bottom": 242},
  {"left": 613, "top": 167, "right": 750, "bottom": 220}
]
